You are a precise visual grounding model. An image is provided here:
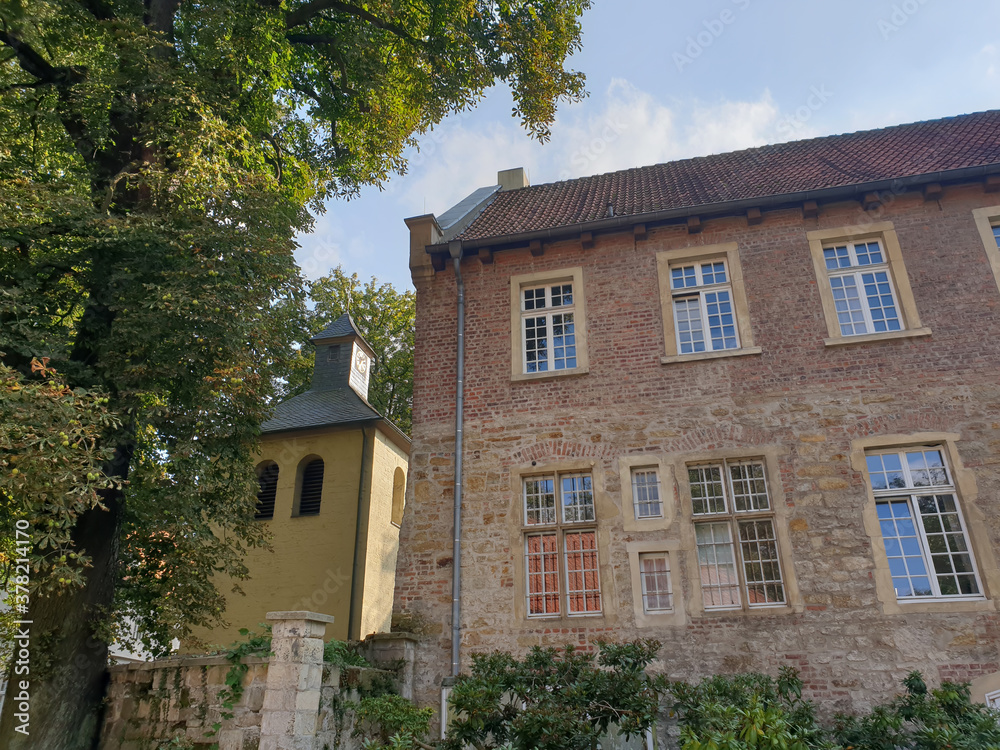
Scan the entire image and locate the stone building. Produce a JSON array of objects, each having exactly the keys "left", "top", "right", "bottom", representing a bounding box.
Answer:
[
  {"left": 395, "top": 110, "right": 1000, "bottom": 719},
  {"left": 191, "top": 313, "right": 410, "bottom": 646}
]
